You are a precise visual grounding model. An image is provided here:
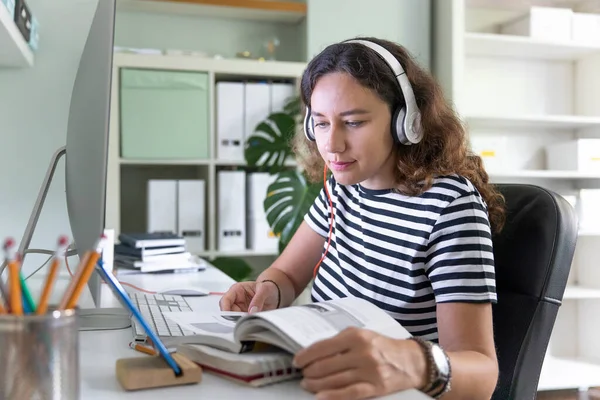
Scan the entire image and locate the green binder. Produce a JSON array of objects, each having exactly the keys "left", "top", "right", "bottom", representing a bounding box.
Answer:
[{"left": 120, "top": 68, "right": 210, "bottom": 160}]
